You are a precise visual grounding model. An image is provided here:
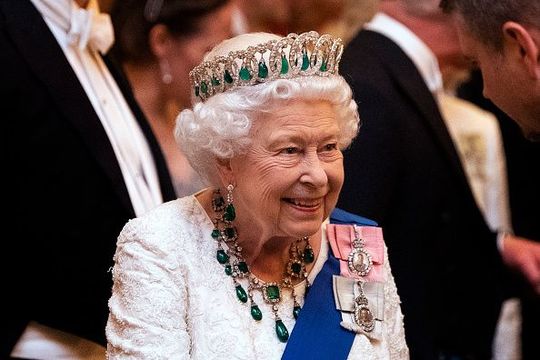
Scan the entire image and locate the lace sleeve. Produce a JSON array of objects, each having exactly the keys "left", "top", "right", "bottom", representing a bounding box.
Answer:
[
  {"left": 383, "top": 245, "right": 410, "bottom": 359},
  {"left": 106, "top": 220, "right": 190, "bottom": 359}
]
